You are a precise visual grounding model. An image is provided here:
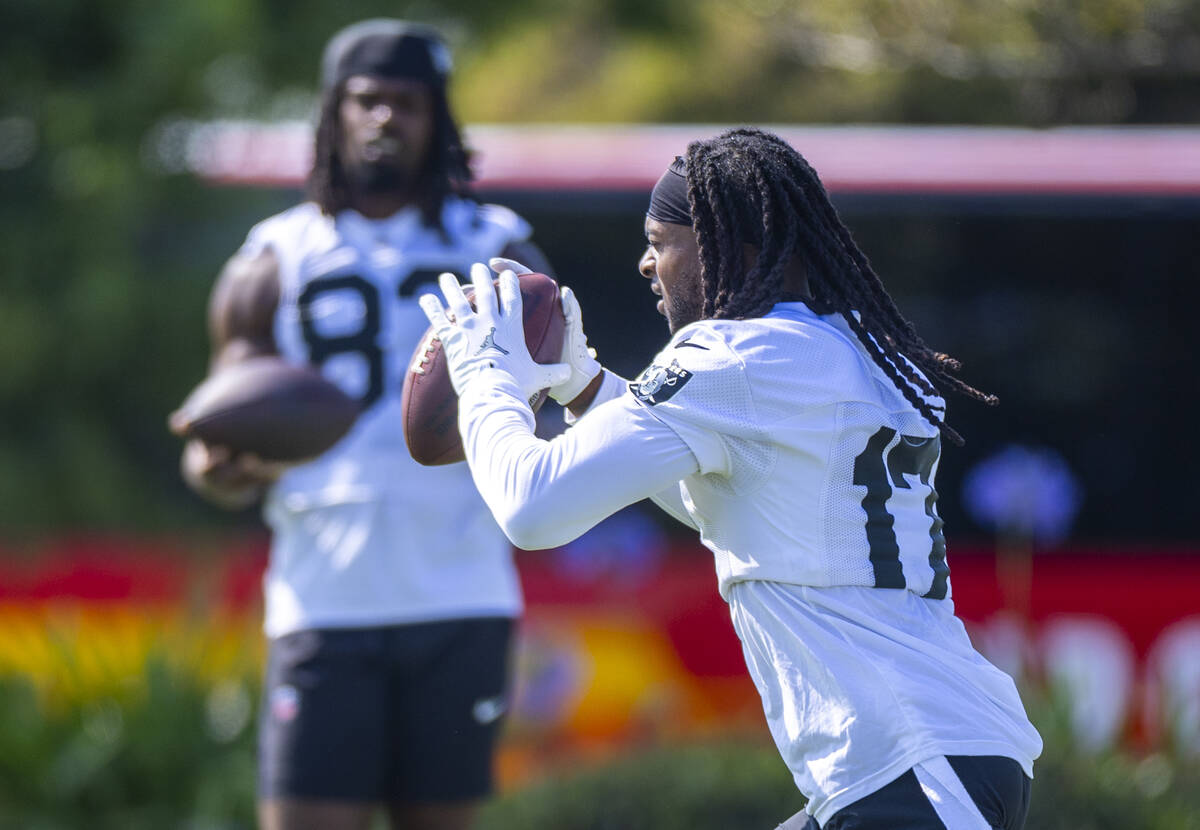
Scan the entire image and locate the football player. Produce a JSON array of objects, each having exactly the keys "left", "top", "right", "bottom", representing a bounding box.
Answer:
[
  {"left": 176, "top": 19, "right": 551, "bottom": 830},
  {"left": 420, "top": 128, "right": 1042, "bottom": 829}
]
